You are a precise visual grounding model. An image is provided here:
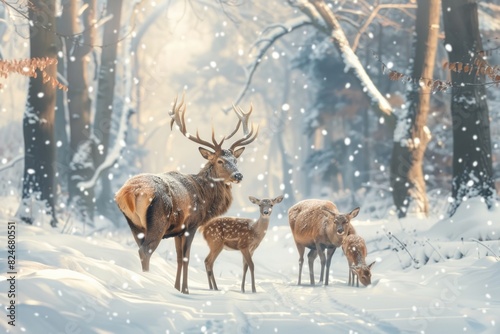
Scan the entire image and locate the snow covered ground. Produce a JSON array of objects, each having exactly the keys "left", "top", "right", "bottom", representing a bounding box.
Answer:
[{"left": 1, "top": 196, "right": 499, "bottom": 334}]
